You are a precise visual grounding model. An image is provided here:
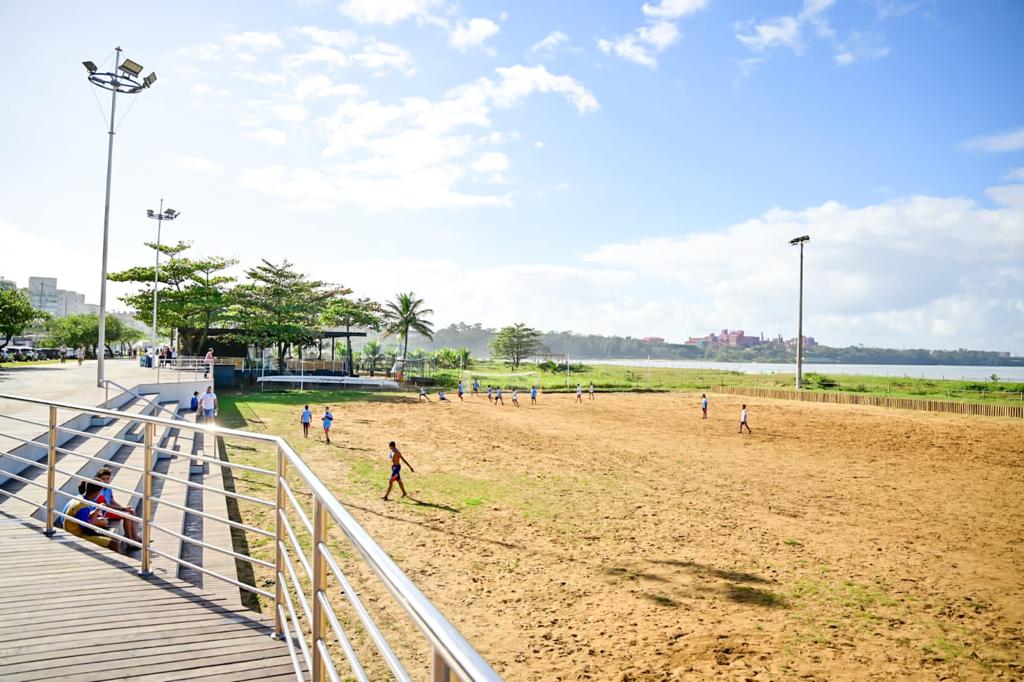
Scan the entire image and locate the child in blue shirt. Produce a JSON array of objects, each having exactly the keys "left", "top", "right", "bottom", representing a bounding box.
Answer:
[{"left": 301, "top": 405, "right": 312, "bottom": 438}]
